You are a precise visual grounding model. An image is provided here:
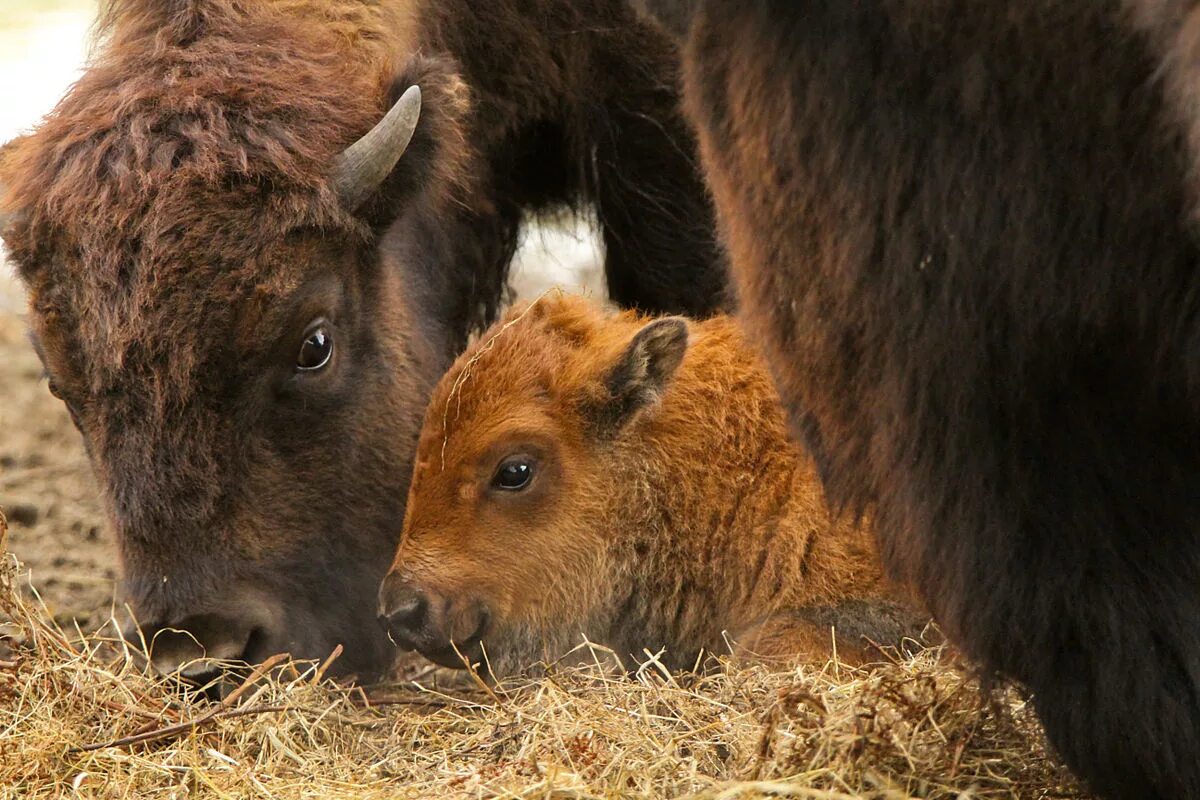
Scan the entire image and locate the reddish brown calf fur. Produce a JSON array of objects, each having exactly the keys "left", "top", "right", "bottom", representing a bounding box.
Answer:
[{"left": 379, "top": 294, "right": 926, "bottom": 675}]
